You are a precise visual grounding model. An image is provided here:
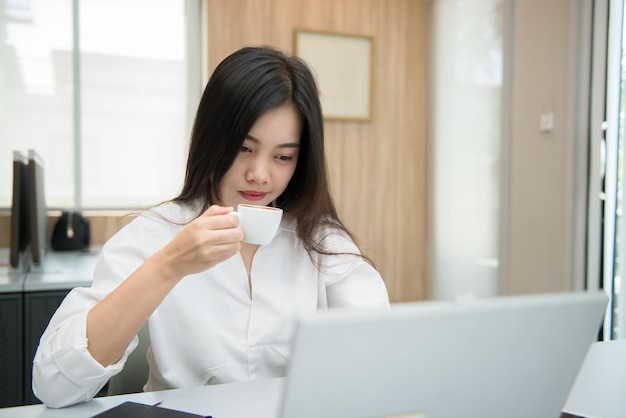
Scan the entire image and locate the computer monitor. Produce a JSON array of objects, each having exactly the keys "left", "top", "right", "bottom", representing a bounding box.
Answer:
[
  {"left": 9, "top": 150, "right": 30, "bottom": 269},
  {"left": 26, "top": 149, "right": 48, "bottom": 266}
]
